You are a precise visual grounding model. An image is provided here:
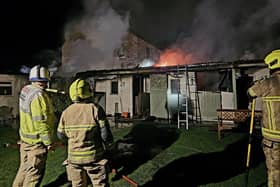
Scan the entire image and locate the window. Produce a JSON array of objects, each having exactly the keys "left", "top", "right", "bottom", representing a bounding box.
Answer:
[
  {"left": 111, "top": 81, "right": 118, "bottom": 94},
  {"left": 117, "top": 47, "right": 125, "bottom": 58},
  {"left": 171, "top": 79, "right": 180, "bottom": 94},
  {"left": 0, "top": 82, "right": 12, "bottom": 96},
  {"left": 143, "top": 77, "right": 150, "bottom": 93}
]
